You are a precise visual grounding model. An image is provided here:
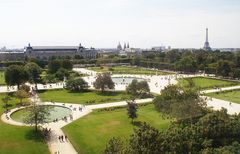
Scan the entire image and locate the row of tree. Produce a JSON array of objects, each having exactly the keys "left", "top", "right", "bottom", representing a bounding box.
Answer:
[
  {"left": 5, "top": 62, "right": 42, "bottom": 89},
  {"left": 96, "top": 50, "right": 240, "bottom": 78},
  {"left": 4, "top": 59, "right": 74, "bottom": 89}
]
